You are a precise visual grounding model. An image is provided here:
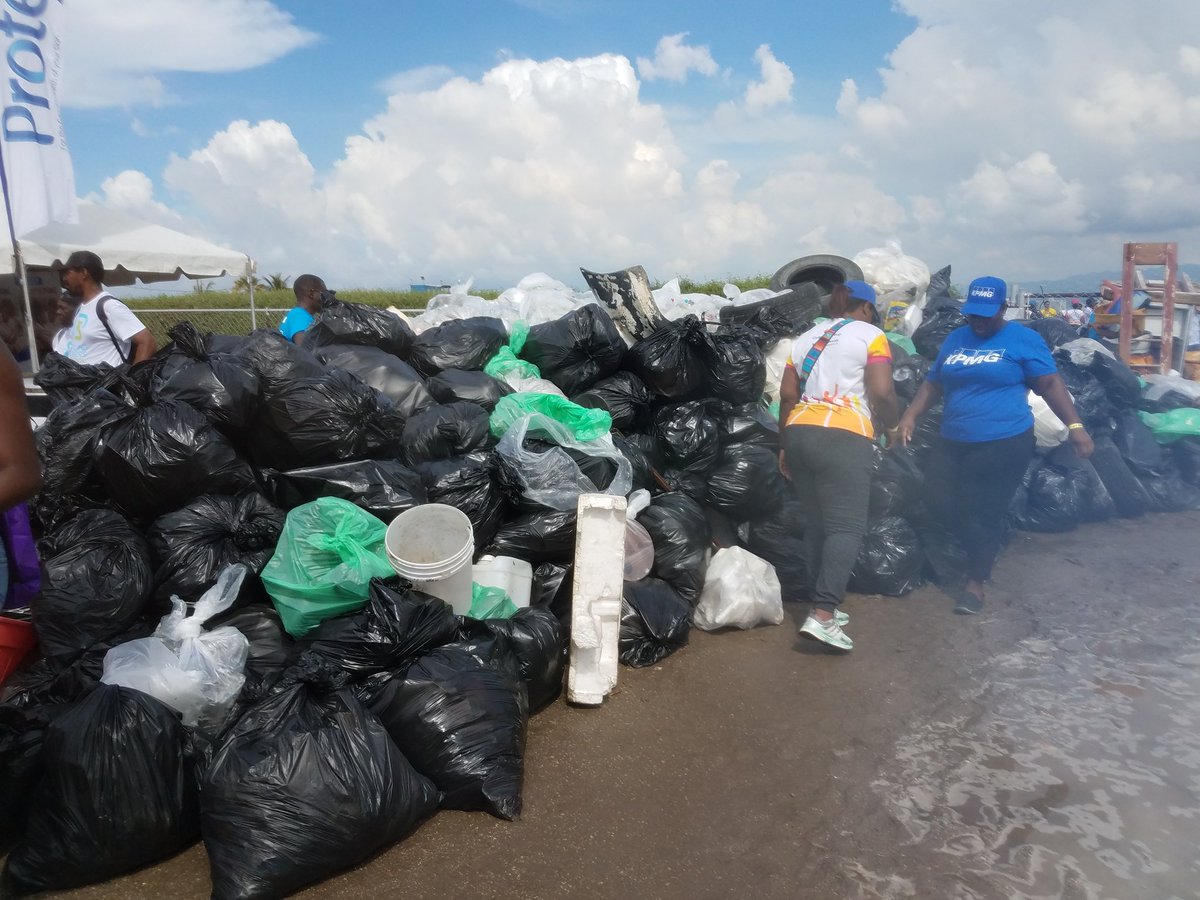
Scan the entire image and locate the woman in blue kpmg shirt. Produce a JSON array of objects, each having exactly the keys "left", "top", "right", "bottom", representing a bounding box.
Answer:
[{"left": 895, "top": 276, "right": 1093, "bottom": 615}]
